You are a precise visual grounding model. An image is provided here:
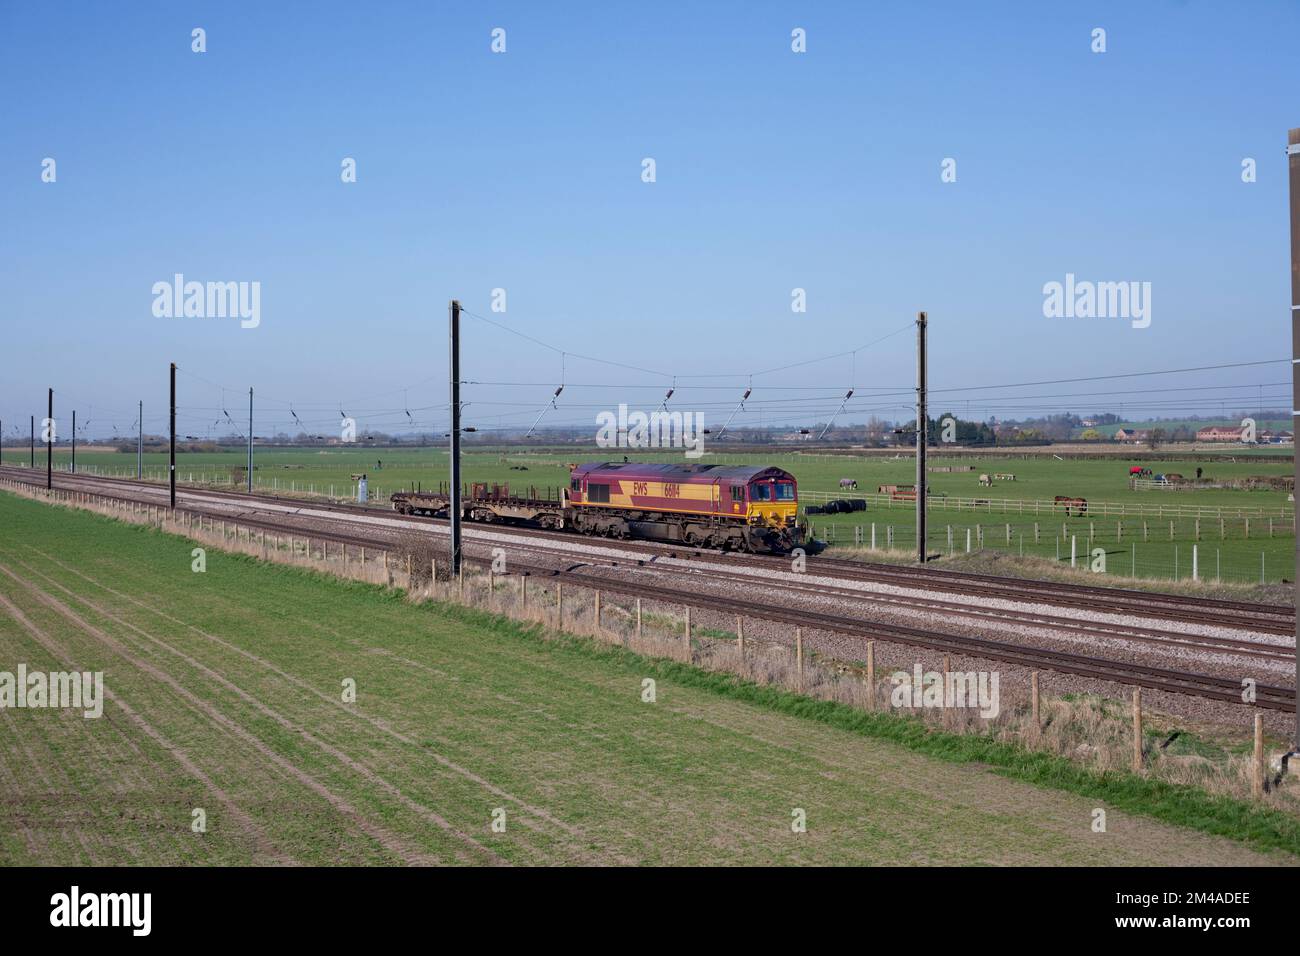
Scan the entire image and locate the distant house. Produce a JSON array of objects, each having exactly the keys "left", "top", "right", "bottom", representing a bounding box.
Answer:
[
  {"left": 1114, "top": 428, "right": 1149, "bottom": 442},
  {"left": 1196, "top": 425, "right": 1244, "bottom": 442}
]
